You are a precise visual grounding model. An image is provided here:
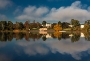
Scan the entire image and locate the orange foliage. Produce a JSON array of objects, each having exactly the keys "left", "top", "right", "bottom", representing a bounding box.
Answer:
[
  {"left": 54, "top": 32, "right": 62, "bottom": 38},
  {"left": 54, "top": 24, "right": 62, "bottom": 31}
]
